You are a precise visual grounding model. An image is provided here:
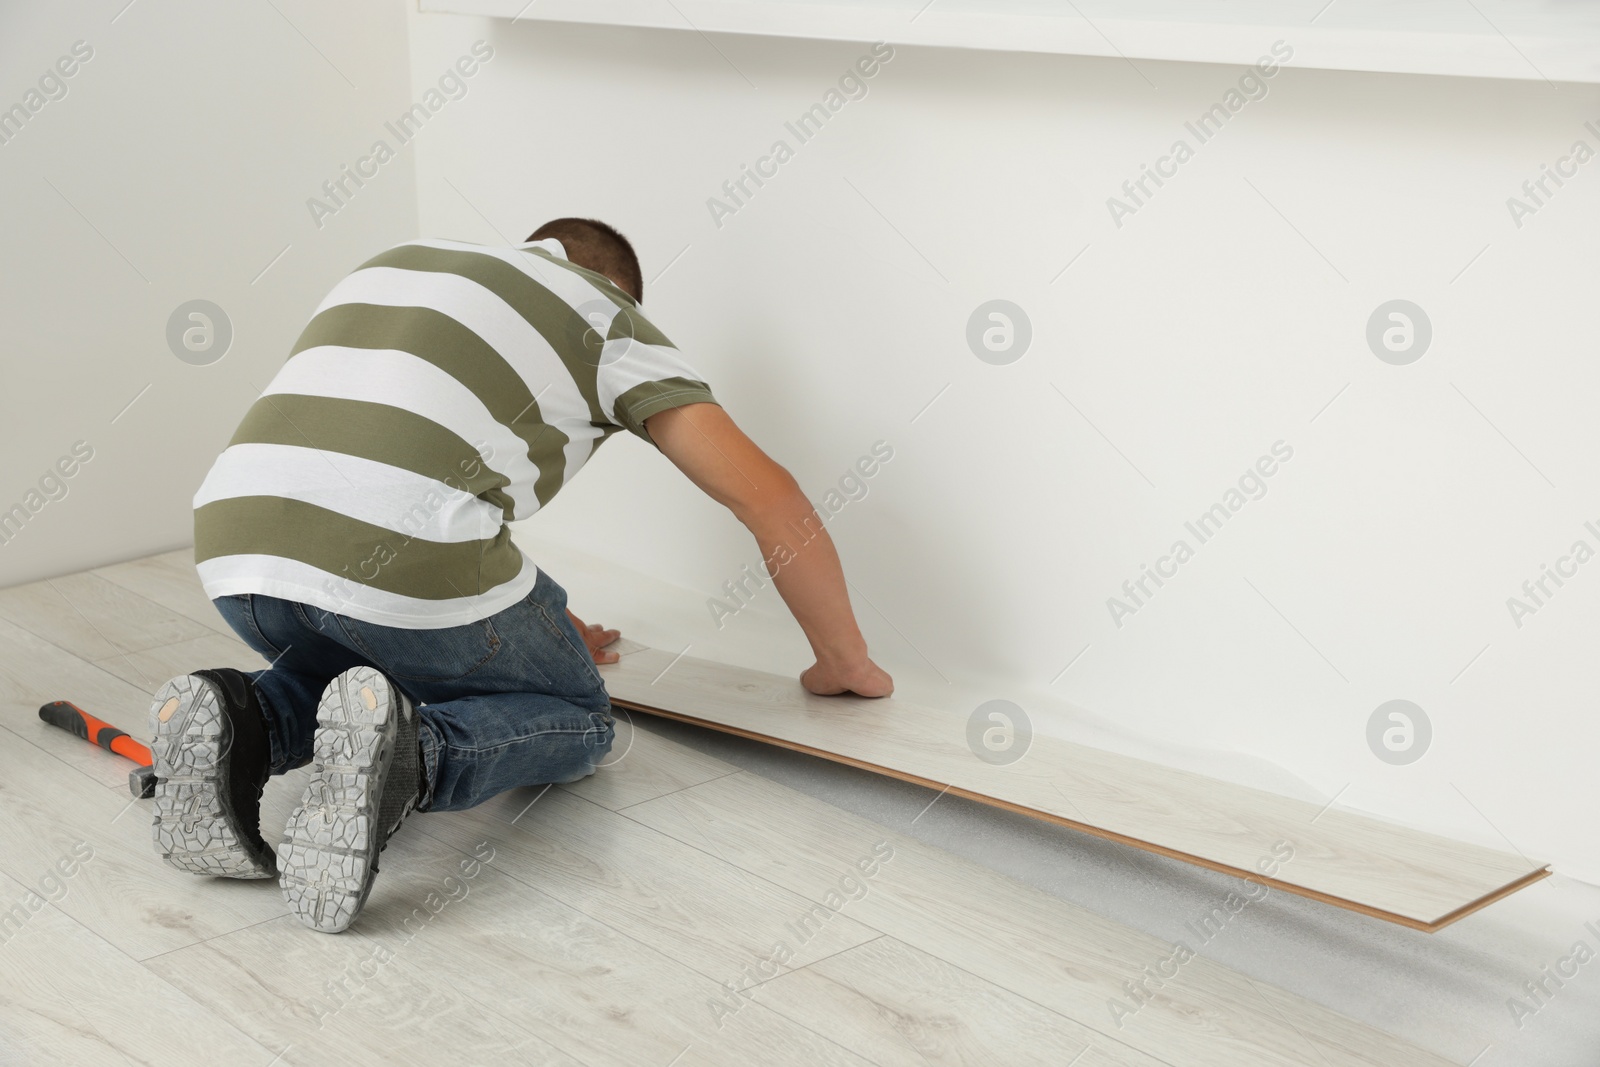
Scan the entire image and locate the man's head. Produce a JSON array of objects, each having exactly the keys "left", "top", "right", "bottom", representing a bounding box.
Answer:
[{"left": 526, "top": 217, "right": 643, "bottom": 303}]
